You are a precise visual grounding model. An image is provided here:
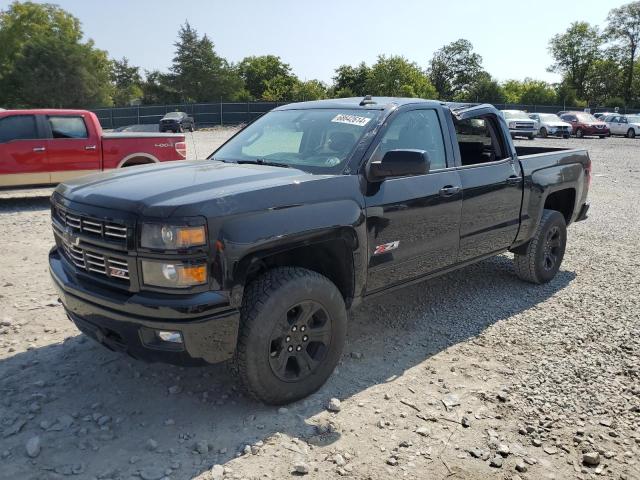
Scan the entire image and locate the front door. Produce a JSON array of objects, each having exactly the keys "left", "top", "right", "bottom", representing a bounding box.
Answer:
[
  {"left": 45, "top": 114, "right": 101, "bottom": 183},
  {"left": 364, "top": 107, "right": 462, "bottom": 293},
  {"left": 0, "top": 114, "right": 50, "bottom": 187},
  {"left": 452, "top": 111, "right": 524, "bottom": 261}
]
